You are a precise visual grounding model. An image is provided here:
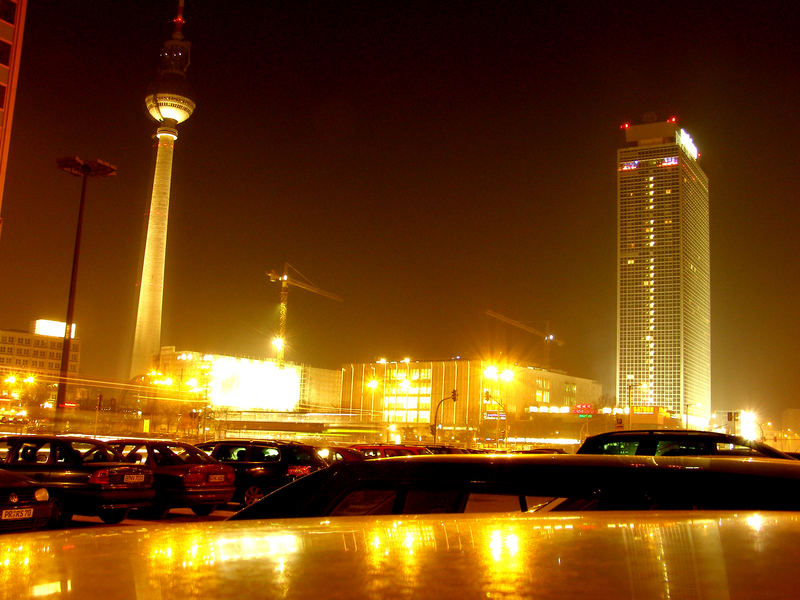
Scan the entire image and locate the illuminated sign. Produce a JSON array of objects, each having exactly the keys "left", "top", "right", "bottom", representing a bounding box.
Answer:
[
  {"left": 676, "top": 129, "right": 698, "bottom": 159},
  {"left": 661, "top": 156, "right": 678, "bottom": 166},
  {"left": 34, "top": 319, "right": 76, "bottom": 338},
  {"left": 619, "top": 160, "right": 639, "bottom": 171}
]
